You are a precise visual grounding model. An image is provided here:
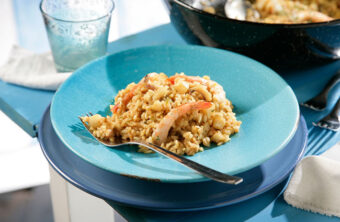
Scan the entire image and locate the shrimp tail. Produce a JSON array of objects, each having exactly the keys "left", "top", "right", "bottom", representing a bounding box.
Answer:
[
  {"left": 113, "top": 74, "right": 156, "bottom": 114},
  {"left": 111, "top": 103, "right": 120, "bottom": 113}
]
